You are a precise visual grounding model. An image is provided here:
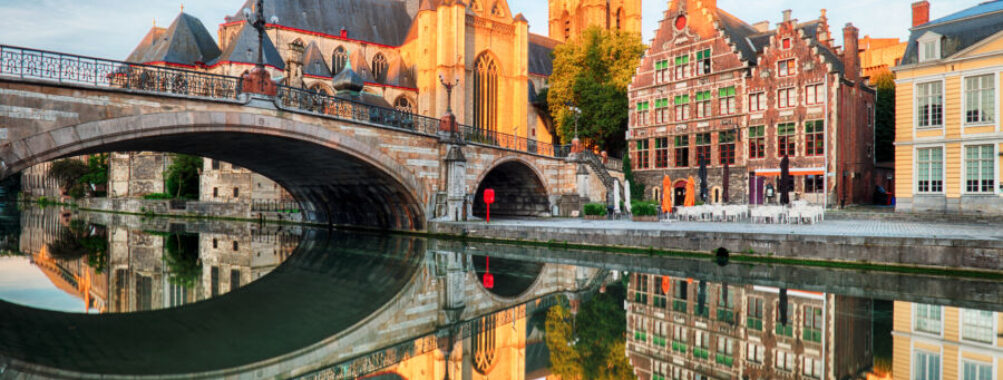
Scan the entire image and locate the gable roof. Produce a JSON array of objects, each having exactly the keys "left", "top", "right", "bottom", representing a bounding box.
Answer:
[
  {"left": 125, "top": 26, "right": 167, "bottom": 63},
  {"left": 715, "top": 9, "right": 760, "bottom": 61},
  {"left": 302, "top": 41, "right": 332, "bottom": 77},
  {"left": 140, "top": 13, "right": 221, "bottom": 66},
  {"left": 528, "top": 34, "right": 559, "bottom": 76},
  {"left": 211, "top": 24, "right": 285, "bottom": 70},
  {"left": 229, "top": 0, "right": 415, "bottom": 47},
  {"left": 901, "top": 0, "right": 1003, "bottom": 65}
]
